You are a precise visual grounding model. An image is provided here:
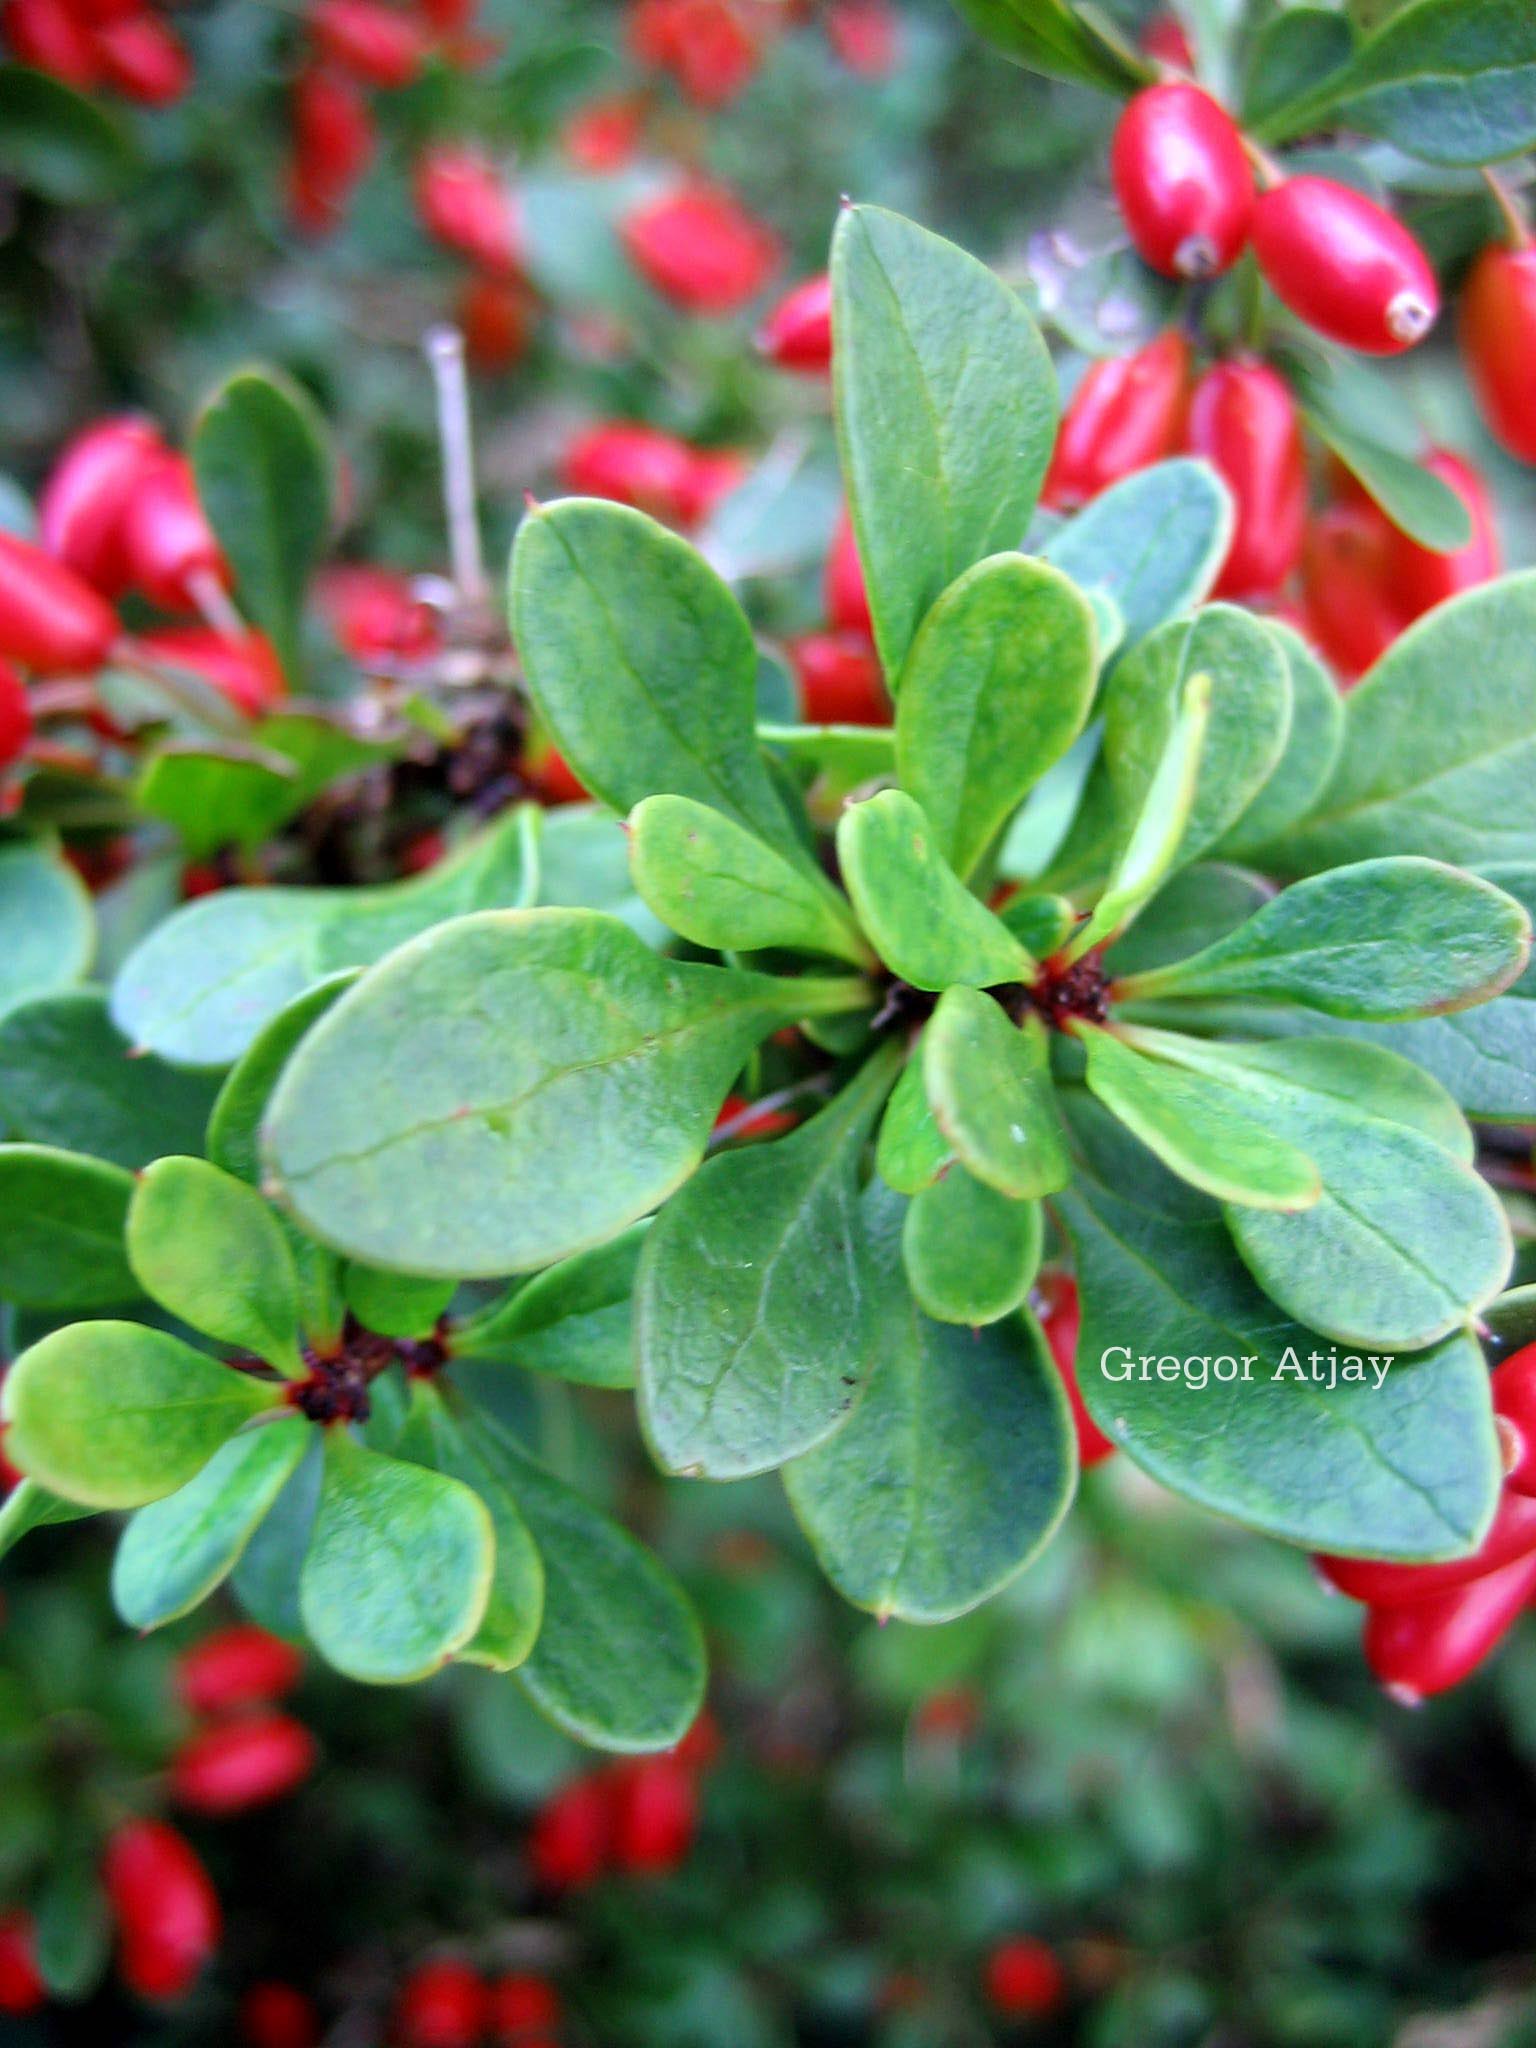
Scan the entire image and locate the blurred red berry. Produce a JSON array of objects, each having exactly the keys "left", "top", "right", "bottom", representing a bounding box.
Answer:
[
  {"left": 1185, "top": 357, "right": 1306, "bottom": 599},
  {"left": 1460, "top": 240, "right": 1536, "bottom": 463},
  {"left": 0, "top": 661, "right": 34, "bottom": 769},
  {"left": 1497, "top": 1343, "right": 1536, "bottom": 1499},
  {"left": 486, "top": 1972, "right": 560, "bottom": 2041},
  {"left": 677, "top": 448, "right": 745, "bottom": 526},
  {"left": 563, "top": 92, "right": 644, "bottom": 174},
  {"left": 0, "top": 1911, "right": 44, "bottom": 2016},
  {"left": 1386, "top": 448, "right": 1501, "bottom": 620},
  {"left": 824, "top": 507, "right": 871, "bottom": 635},
  {"left": 393, "top": 1959, "right": 487, "bottom": 2048},
  {"left": 39, "top": 414, "right": 165, "bottom": 597},
  {"left": 1043, "top": 330, "right": 1190, "bottom": 512},
  {"left": 789, "top": 631, "right": 888, "bottom": 725},
  {"left": 170, "top": 1713, "right": 317, "bottom": 1816},
  {"left": 94, "top": 12, "right": 191, "bottom": 103},
  {"left": 713, "top": 1091, "right": 799, "bottom": 1139},
  {"left": 239, "top": 1980, "right": 322, "bottom": 2048},
  {"left": 1317, "top": 1487, "right": 1536, "bottom": 1606},
  {"left": 529, "top": 1773, "right": 610, "bottom": 1890},
  {"left": 414, "top": 145, "right": 521, "bottom": 274},
  {"left": 610, "top": 1755, "right": 696, "bottom": 1875},
  {"left": 103, "top": 1819, "right": 221, "bottom": 2003},
  {"left": 1140, "top": 10, "right": 1194, "bottom": 67},
  {"left": 1110, "top": 84, "right": 1253, "bottom": 280},
  {"left": 825, "top": 0, "right": 897, "bottom": 75},
  {"left": 562, "top": 421, "right": 700, "bottom": 526},
  {"left": 758, "top": 271, "right": 832, "bottom": 373},
  {"left": 310, "top": 0, "right": 428, "bottom": 88},
  {"left": 1365, "top": 1547, "right": 1536, "bottom": 1702},
  {"left": 984, "top": 1936, "right": 1065, "bottom": 2019},
  {"left": 318, "top": 564, "right": 439, "bottom": 662},
  {"left": 622, "top": 184, "right": 780, "bottom": 315},
  {"left": 1038, "top": 1273, "right": 1116, "bottom": 1466},
  {"left": 135, "top": 627, "right": 286, "bottom": 717},
  {"left": 289, "top": 63, "right": 376, "bottom": 235},
  {"left": 914, "top": 1686, "right": 981, "bottom": 1740},
  {"left": 1252, "top": 176, "right": 1438, "bottom": 355},
  {"left": 0, "top": 532, "right": 118, "bottom": 675},
  {"left": 460, "top": 274, "right": 533, "bottom": 371},
  {"left": 121, "top": 453, "right": 230, "bottom": 613},
  {"left": 669, "top": 1704, "right": 723, "bottom": 1771},
  {"left": 175, "top": 1625, "right": 304, "bottom": 1717},
  {"left": 2, "top": 0, "right": 99, "bottom": 89},
  {"left": 1300, "top": 501, "right": 1405, "bottom": 684}
]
